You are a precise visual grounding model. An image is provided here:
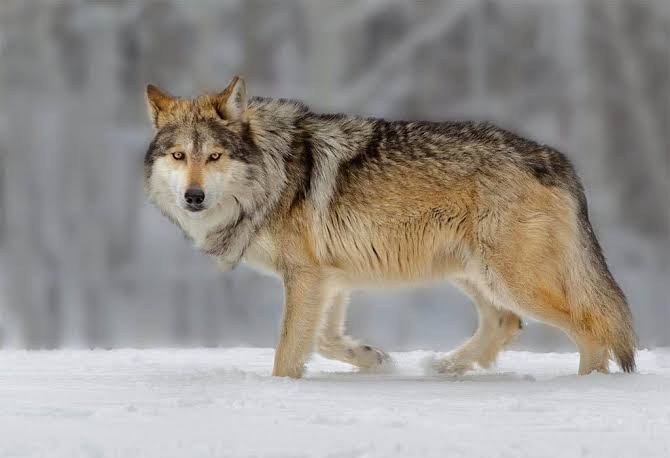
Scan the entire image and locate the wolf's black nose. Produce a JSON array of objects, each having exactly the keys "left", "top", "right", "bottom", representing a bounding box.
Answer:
[{"left": 184, "top": 188, "right": 205, "bottom": 206}]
